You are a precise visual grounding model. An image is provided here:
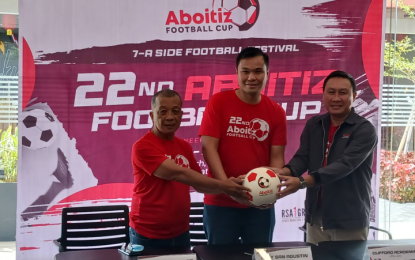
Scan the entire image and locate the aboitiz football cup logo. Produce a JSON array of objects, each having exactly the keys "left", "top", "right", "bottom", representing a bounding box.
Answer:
[
  {"left": 165, "top": 0, "right": 260, "bottom": 33},
  {"left": 226, "top": 116, "right": 270, "bottom": 141}
]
